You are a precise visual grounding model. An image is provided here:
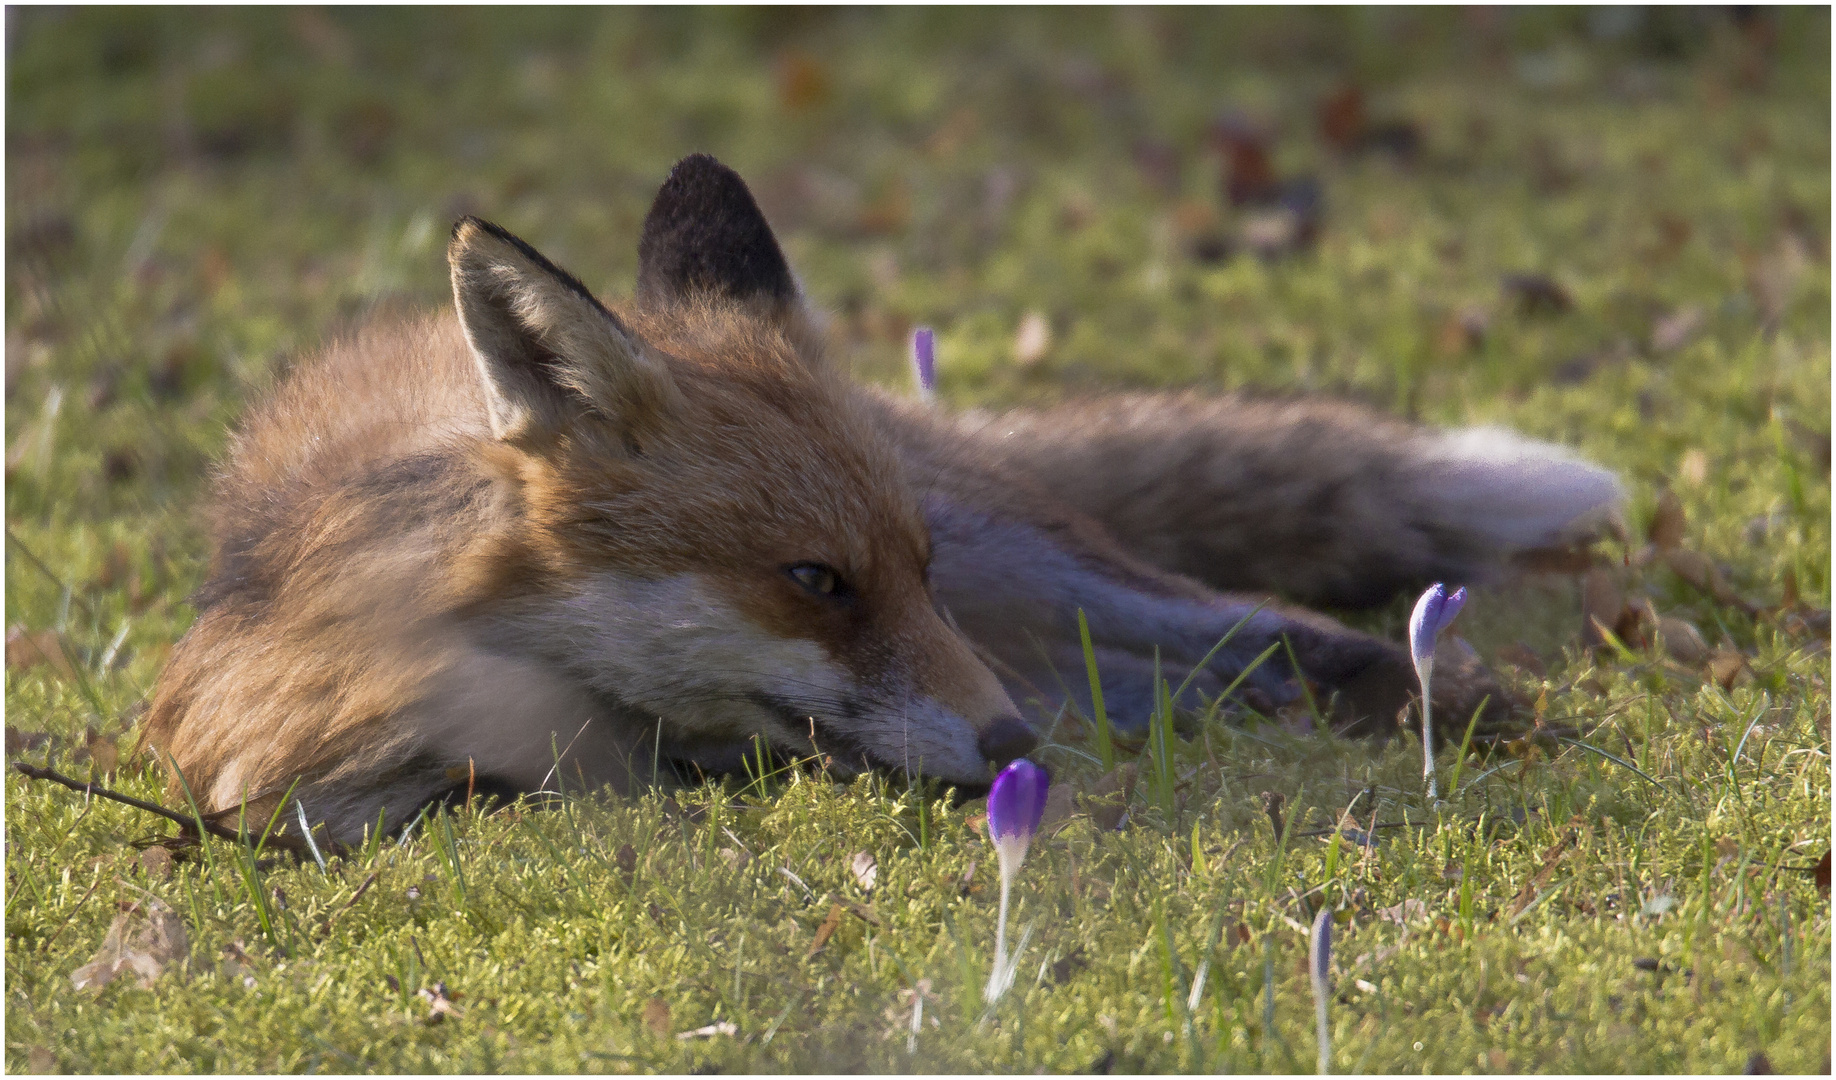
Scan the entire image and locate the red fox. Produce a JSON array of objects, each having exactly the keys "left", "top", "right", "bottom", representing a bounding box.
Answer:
[{"left": 142, "top": 155, "right": 1620, "bottom": 842}]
